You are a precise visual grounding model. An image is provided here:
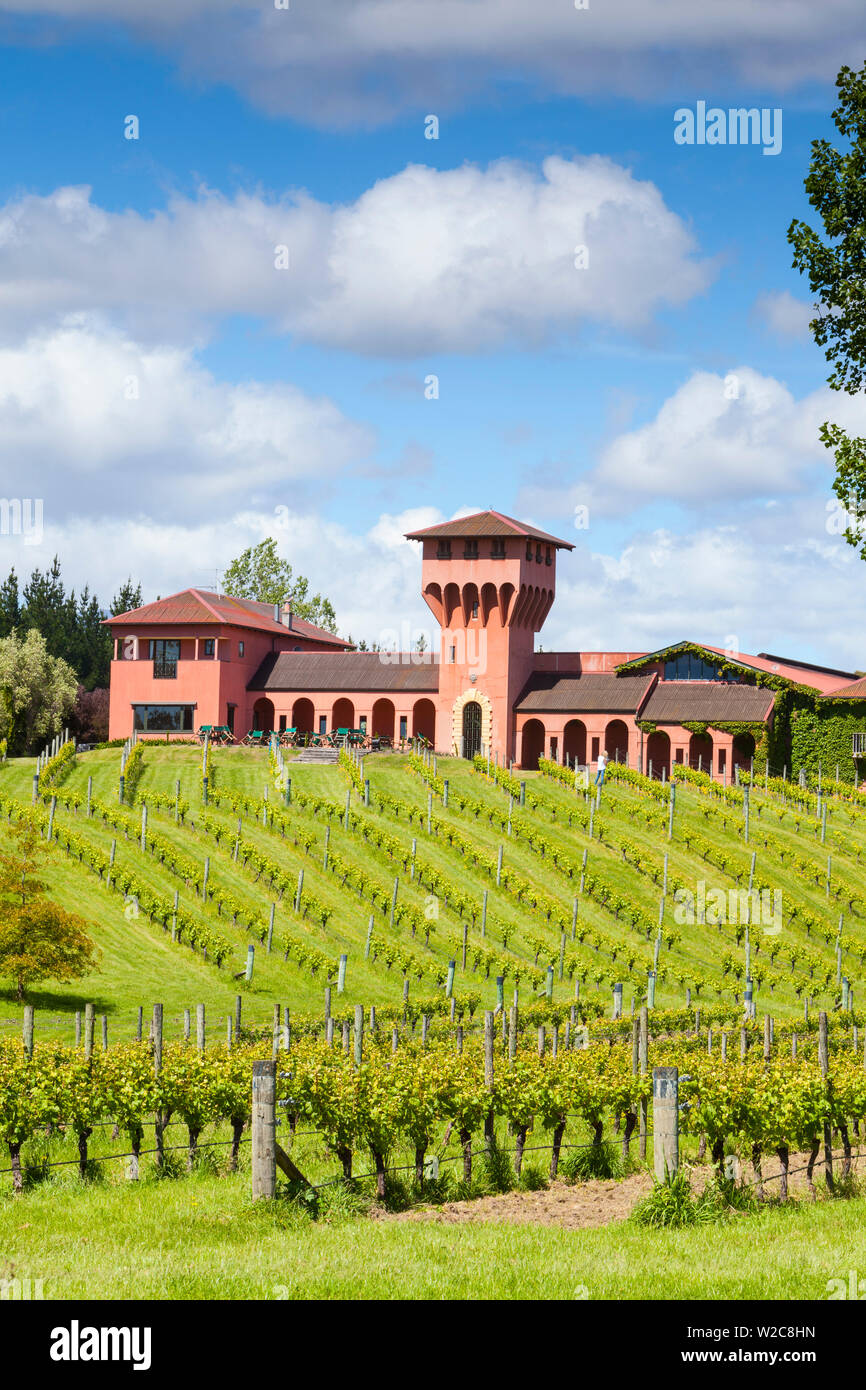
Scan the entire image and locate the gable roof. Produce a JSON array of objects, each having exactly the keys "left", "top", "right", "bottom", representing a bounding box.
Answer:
[
  {"left": 248, "top": 651, "right": 439, "bottom": 693},
  {"left": 104, "top": 589, "right": 351, "bottom": 647},
  {"left": 639, "top": 682, "right": 775, "bottom": 724},
  {"left": 615, "top": 639, "right": 848, "bottom": 694},
  {"left": 820, "top": 674, "right": 866, "bottom": 700},
  {"left": 515, "top": 671, "right": 654, "bottom": 714},
  {"left": 404, "top": 510, "right": 574, "bottom": 550}
]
